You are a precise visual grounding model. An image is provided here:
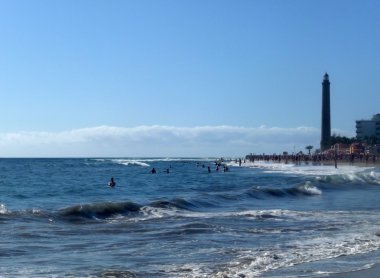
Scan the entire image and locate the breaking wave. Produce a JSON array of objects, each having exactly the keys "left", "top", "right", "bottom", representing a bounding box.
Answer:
[
  {"left": 57, "top": 198, "right": 200, "bottom": 222},
  {"left": 247, "top": 182, "right": 322, "bottom": 199},
  {"left": 0, "top": 203, "right": 8, "bottom": 214},
  {"left": 110, "top": 159, "right": 150, "bottom": 167},
  {"left": 93, "top": 157, "right": 216, "bottom": 167},
  {"left": 59, "top": 201, "right": 142, "bottom": 220},
  {"left": 212, "top": 232, "right": 380, "bottom": 278}
]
